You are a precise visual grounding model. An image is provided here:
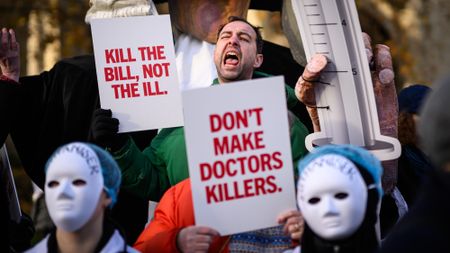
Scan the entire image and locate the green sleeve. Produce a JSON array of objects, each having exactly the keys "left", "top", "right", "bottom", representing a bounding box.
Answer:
[
  {"left": 145, "top": 127, "right": 190, "bottom": 186},
  {"left": 285, "top": 85, "right": 298, "bottom": 110},
  {"left": 113, "top": 137, "right": 171, "bottom": 201},
  {"left": 289, "top": 115, "right": 310, "bottom": 180}
]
